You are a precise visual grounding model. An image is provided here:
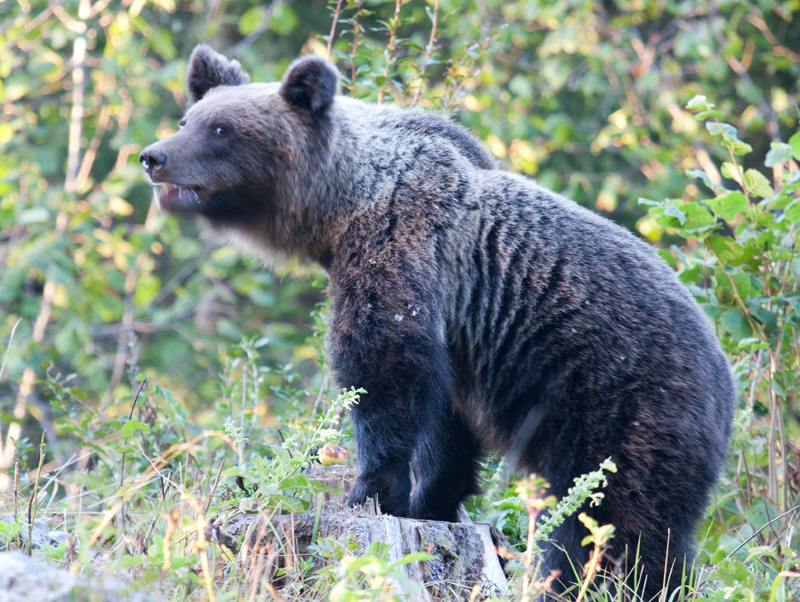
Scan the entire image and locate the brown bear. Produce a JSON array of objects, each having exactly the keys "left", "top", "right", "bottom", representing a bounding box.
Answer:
[{"left": 140, "top": 45, "right": 735, "bottom": 599}]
